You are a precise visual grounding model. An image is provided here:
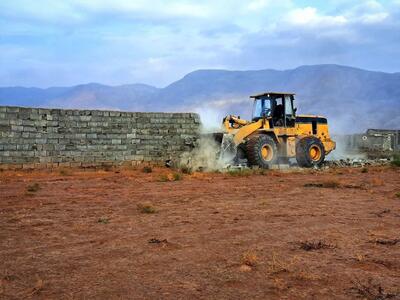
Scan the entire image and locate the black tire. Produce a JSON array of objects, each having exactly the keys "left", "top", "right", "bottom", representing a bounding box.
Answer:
[
  {"left": 296, "top": 137, "right": 325, "bottom": 168},
  {"left": 246, "top": 135, "right": 278, "bottom": 168}
]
